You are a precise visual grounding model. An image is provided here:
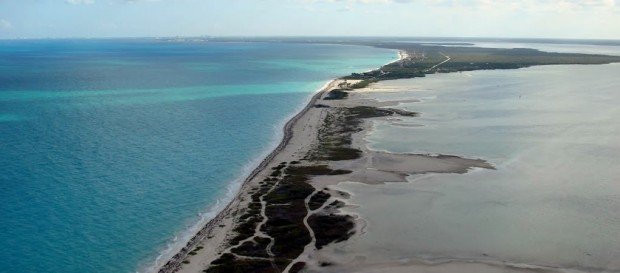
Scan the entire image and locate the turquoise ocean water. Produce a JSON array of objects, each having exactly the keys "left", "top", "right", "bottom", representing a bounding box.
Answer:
[{"left": 0, "top": 39, "right": 395, "bottom": 273}]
